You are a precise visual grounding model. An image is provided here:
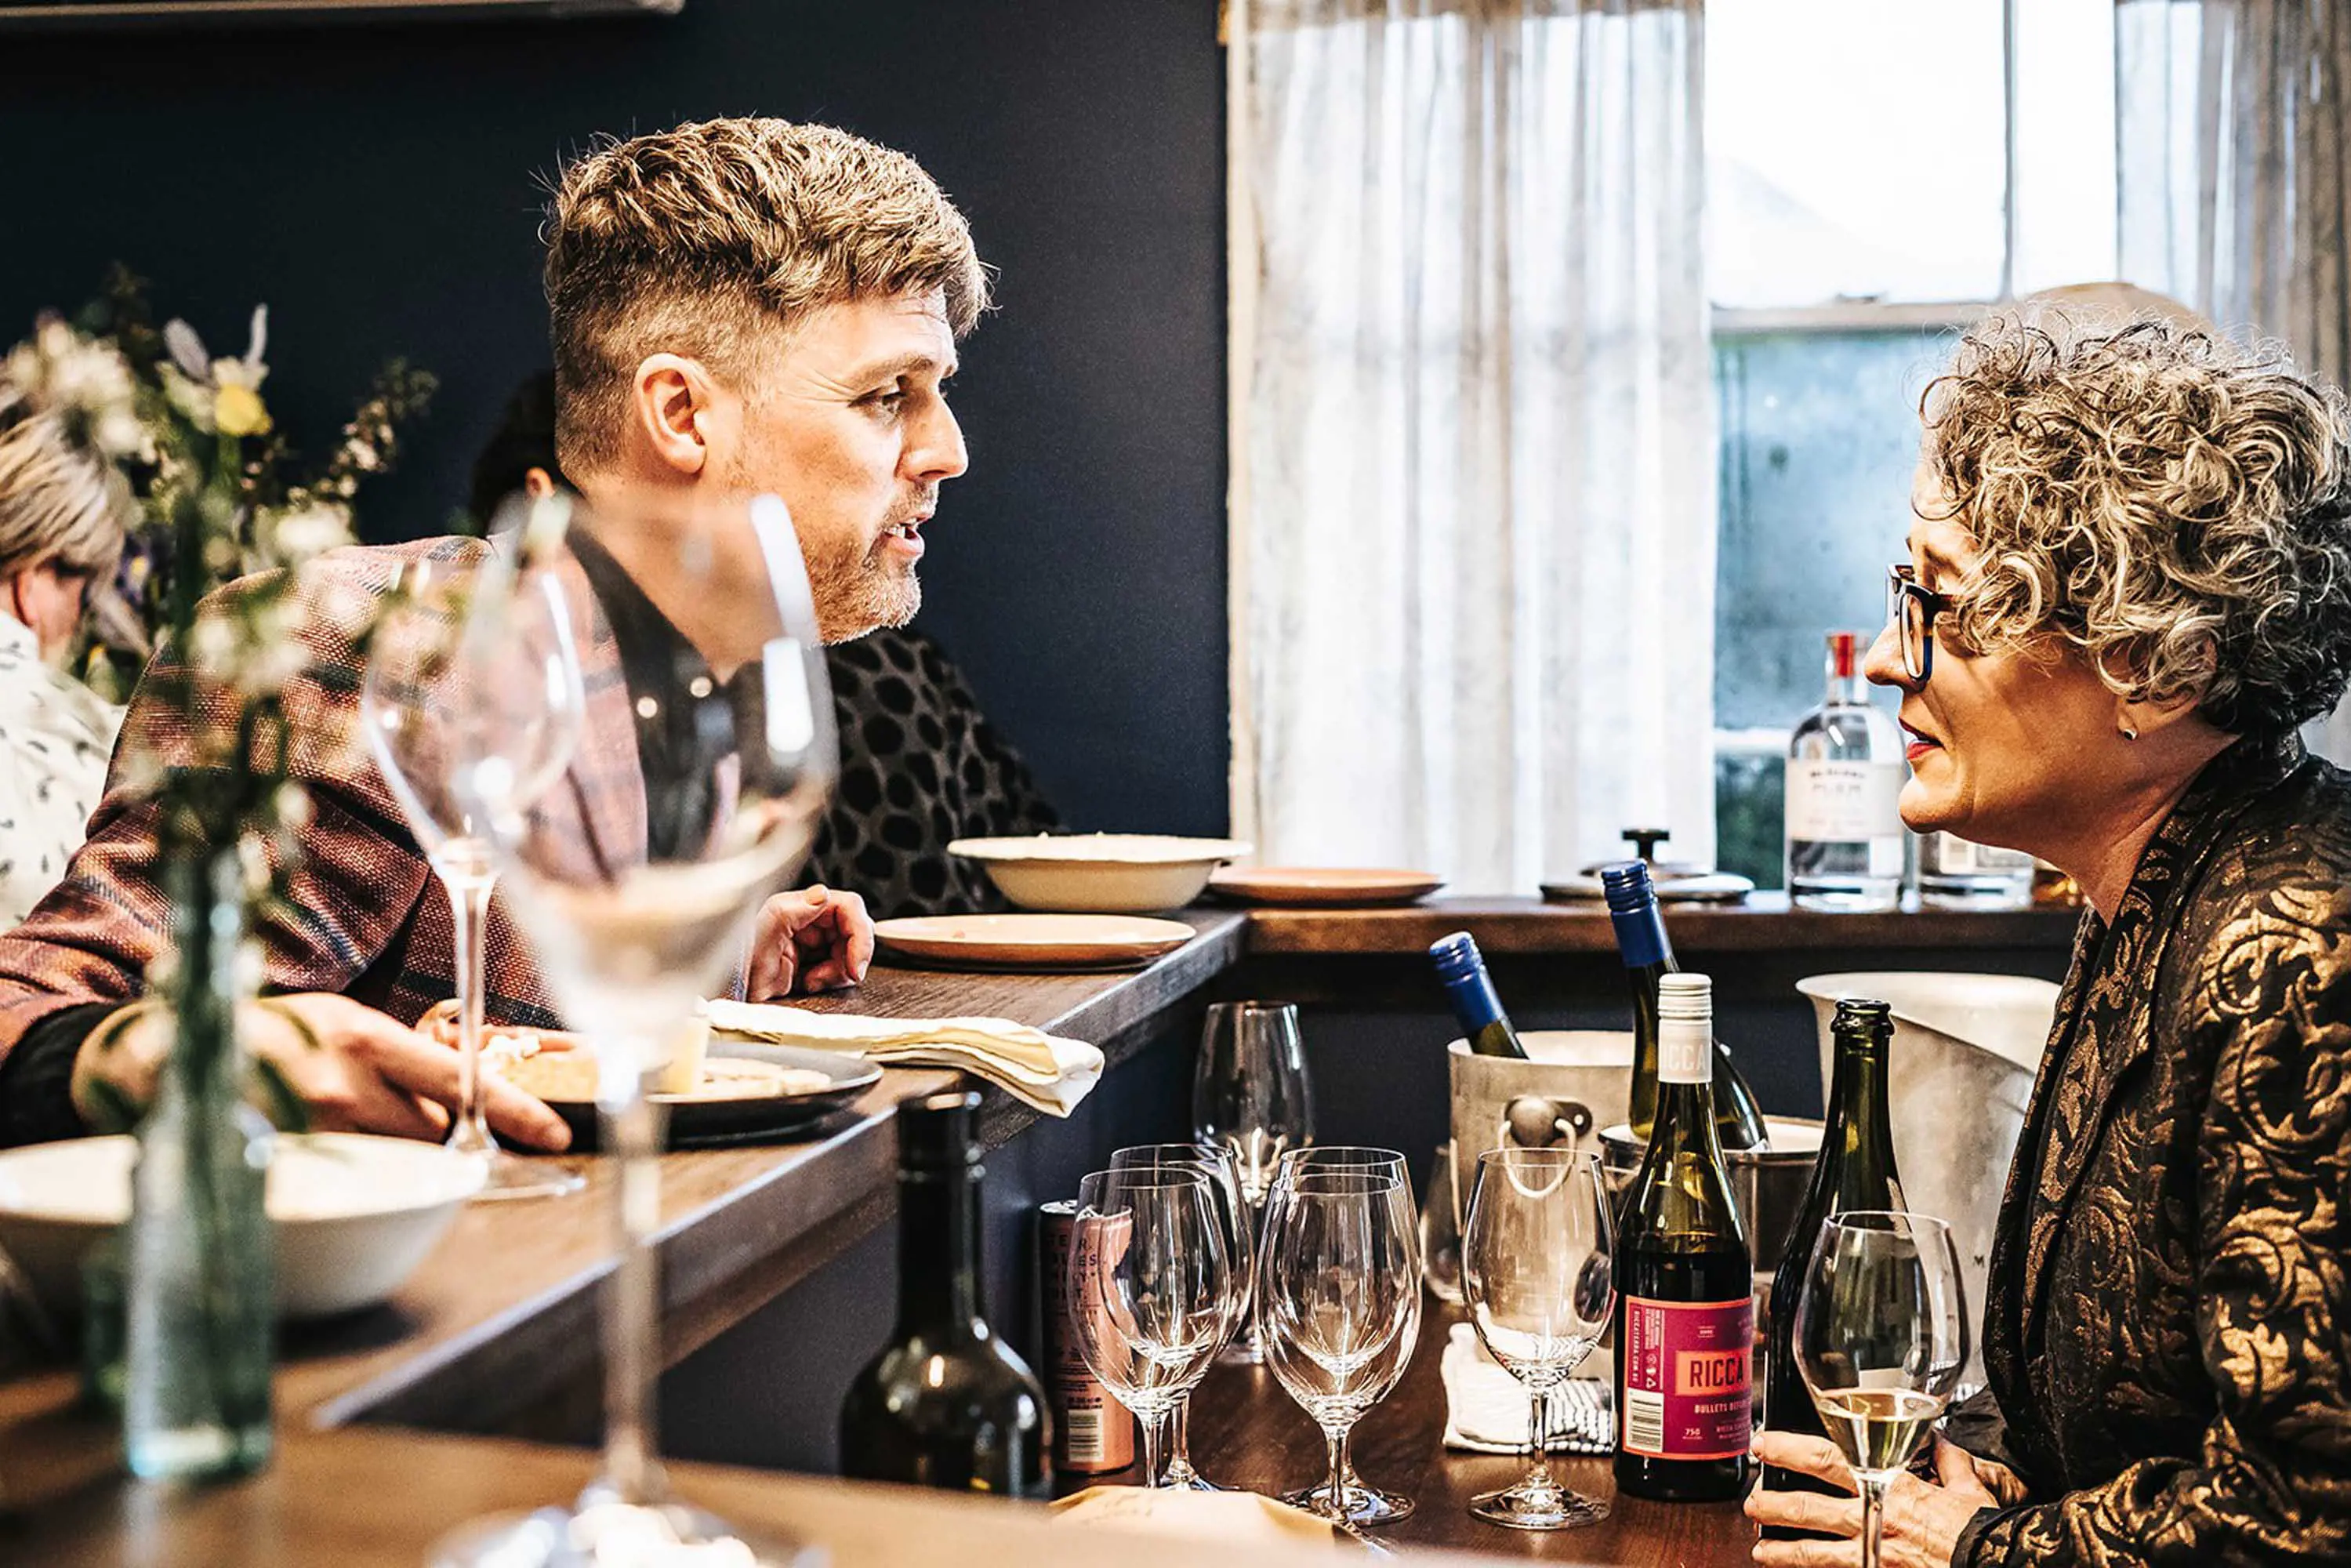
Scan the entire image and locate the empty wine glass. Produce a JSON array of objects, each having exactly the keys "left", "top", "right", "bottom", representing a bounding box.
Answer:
[
  {"left": 1068, "top": 1167, "right": 1234, "bottom": 1490},
  {"left": 1108, "top": 1142, "right": 1250, "bottom": 1489},
  {"left": 1460, "top": 1146, "right": 1615, "bottom": 1530},
  {"left": 1792, "top": 1211, "right": 1970, "bottom": 1568},
  {"left": 428, "top": 491, "right": 836, "bottom": 1568},
  {"left": 1192, "top": 1001, "right": 1313, "bottom": 1363},
  {"left": 361, "top": 551, "right": 584, "bottom": 1202},
  {"left": 1257, "top": 1166, "right": 1421, "bottom": 1526}
]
